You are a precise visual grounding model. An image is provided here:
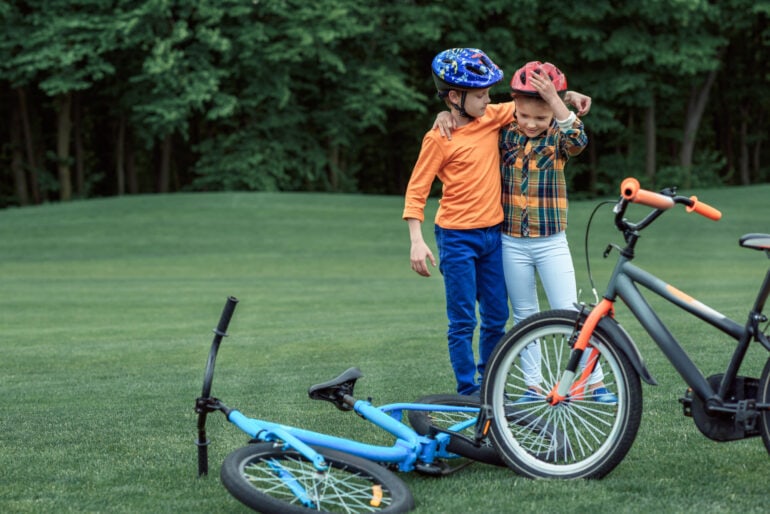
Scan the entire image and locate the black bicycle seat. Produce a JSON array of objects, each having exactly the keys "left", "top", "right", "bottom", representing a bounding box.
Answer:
[
  {"left": 739, "top": 233, "right": 770, "bottom": 252},
  {"left": 308, "top": 367, "right": 363, "bottom": 411}
]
